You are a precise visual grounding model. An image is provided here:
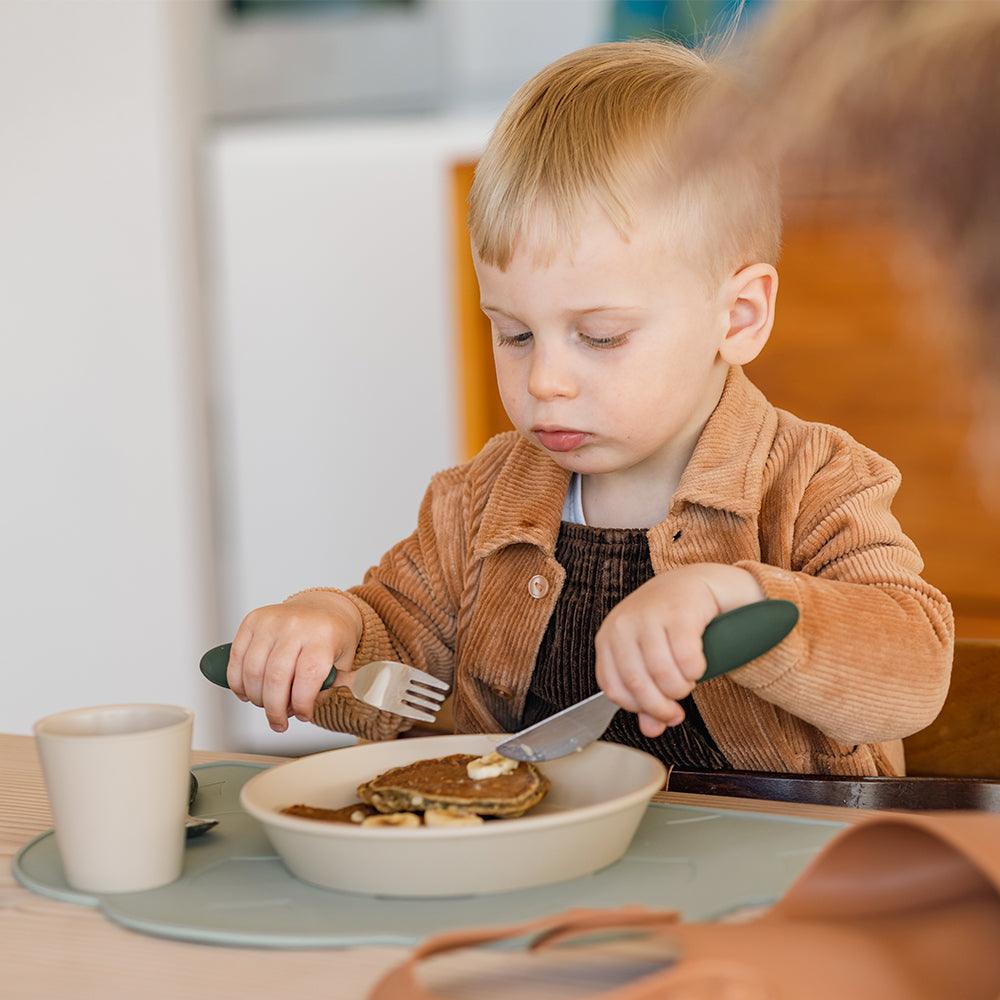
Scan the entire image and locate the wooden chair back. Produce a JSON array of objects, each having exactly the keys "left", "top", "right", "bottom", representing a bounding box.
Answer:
[{"left": 904, "top": 639, "right": 1000, "bottom": 778}]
